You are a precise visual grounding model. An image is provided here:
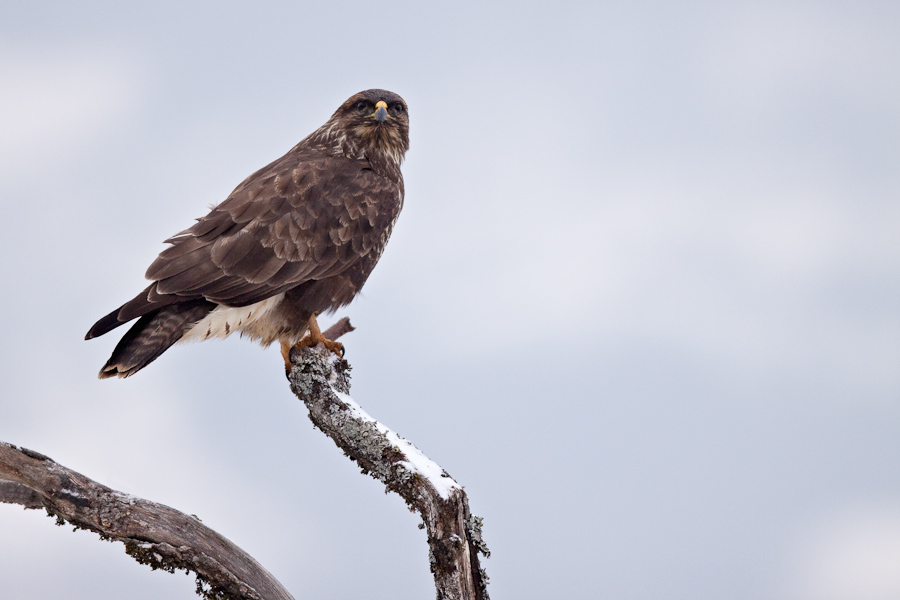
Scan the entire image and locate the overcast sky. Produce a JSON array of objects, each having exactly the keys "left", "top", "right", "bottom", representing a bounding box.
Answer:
[{"left": 1, "top": 1, "right": 899, "bottom": 599}]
